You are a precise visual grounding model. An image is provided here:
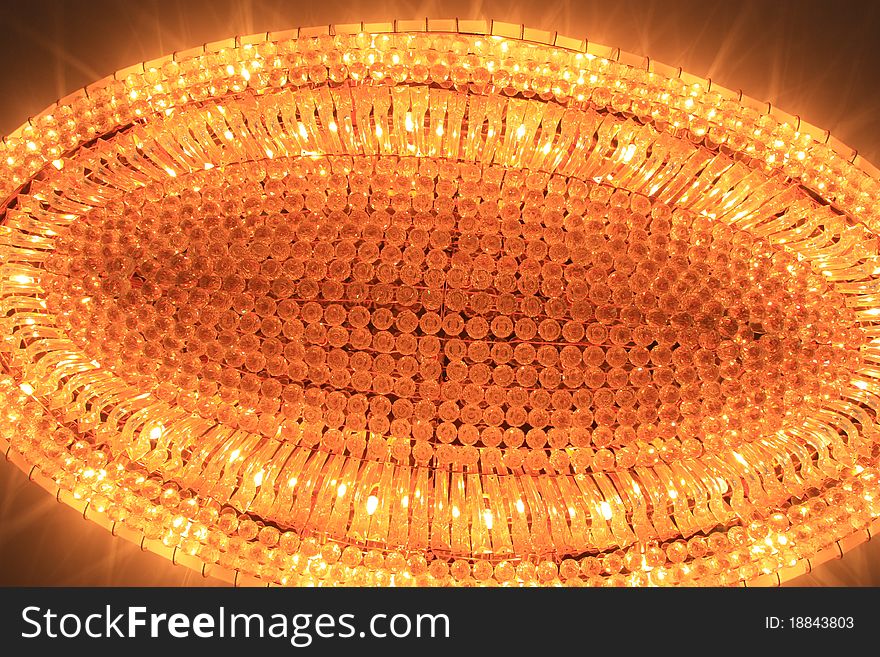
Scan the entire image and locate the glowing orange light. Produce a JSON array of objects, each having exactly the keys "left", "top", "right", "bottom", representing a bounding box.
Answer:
[{"left": 0, "top": 20, "right": 879, "bottom": 588}]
